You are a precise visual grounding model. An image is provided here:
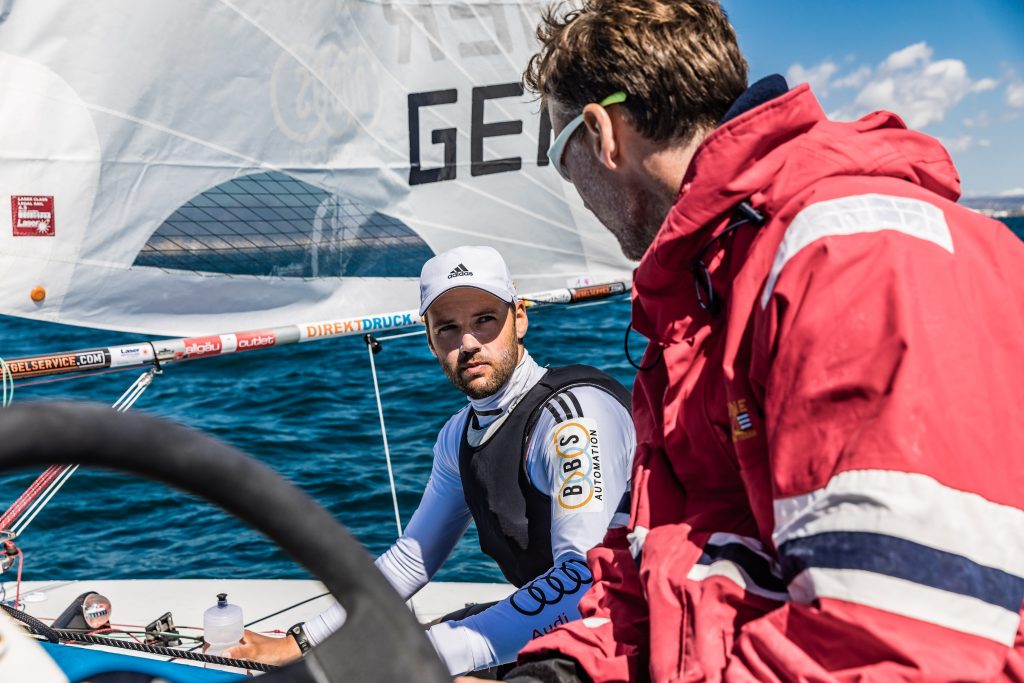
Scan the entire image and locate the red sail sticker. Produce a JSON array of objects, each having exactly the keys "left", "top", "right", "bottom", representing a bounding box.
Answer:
[
  {"left": 11, "top": 196, "right": 56, "bottom": 237},
  {"left": 235, "top": 330, "right": 276, "bottom": 351},
  {"left": 182, "top": 335, "right": 223, "bottom": 358}
]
